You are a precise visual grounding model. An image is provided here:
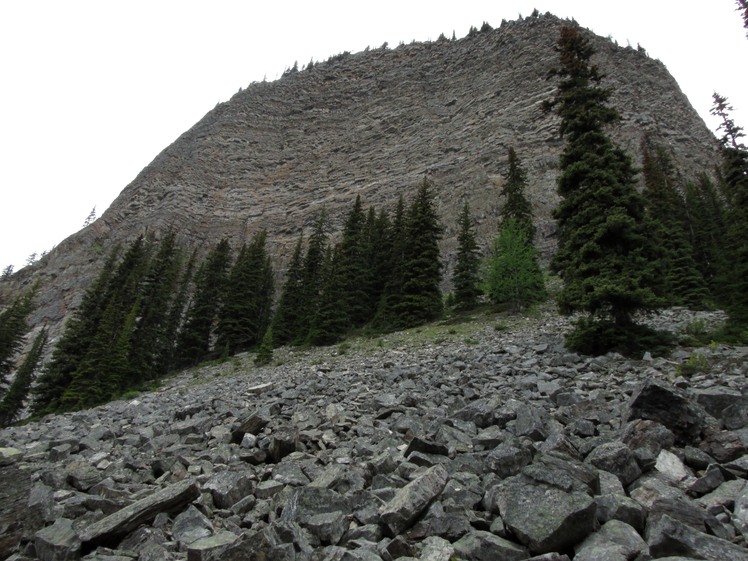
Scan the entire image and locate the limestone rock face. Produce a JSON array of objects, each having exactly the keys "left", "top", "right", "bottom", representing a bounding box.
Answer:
[{"left": 2, "top": 13, "right": 719, "bottom": 343}]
